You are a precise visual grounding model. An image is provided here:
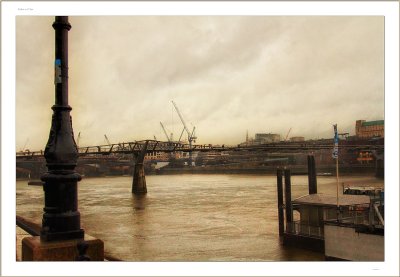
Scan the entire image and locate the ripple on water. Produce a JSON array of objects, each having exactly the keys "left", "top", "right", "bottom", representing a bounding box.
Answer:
[{"left": 16, "top": 174, "right": 379, "bottom": 261}]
